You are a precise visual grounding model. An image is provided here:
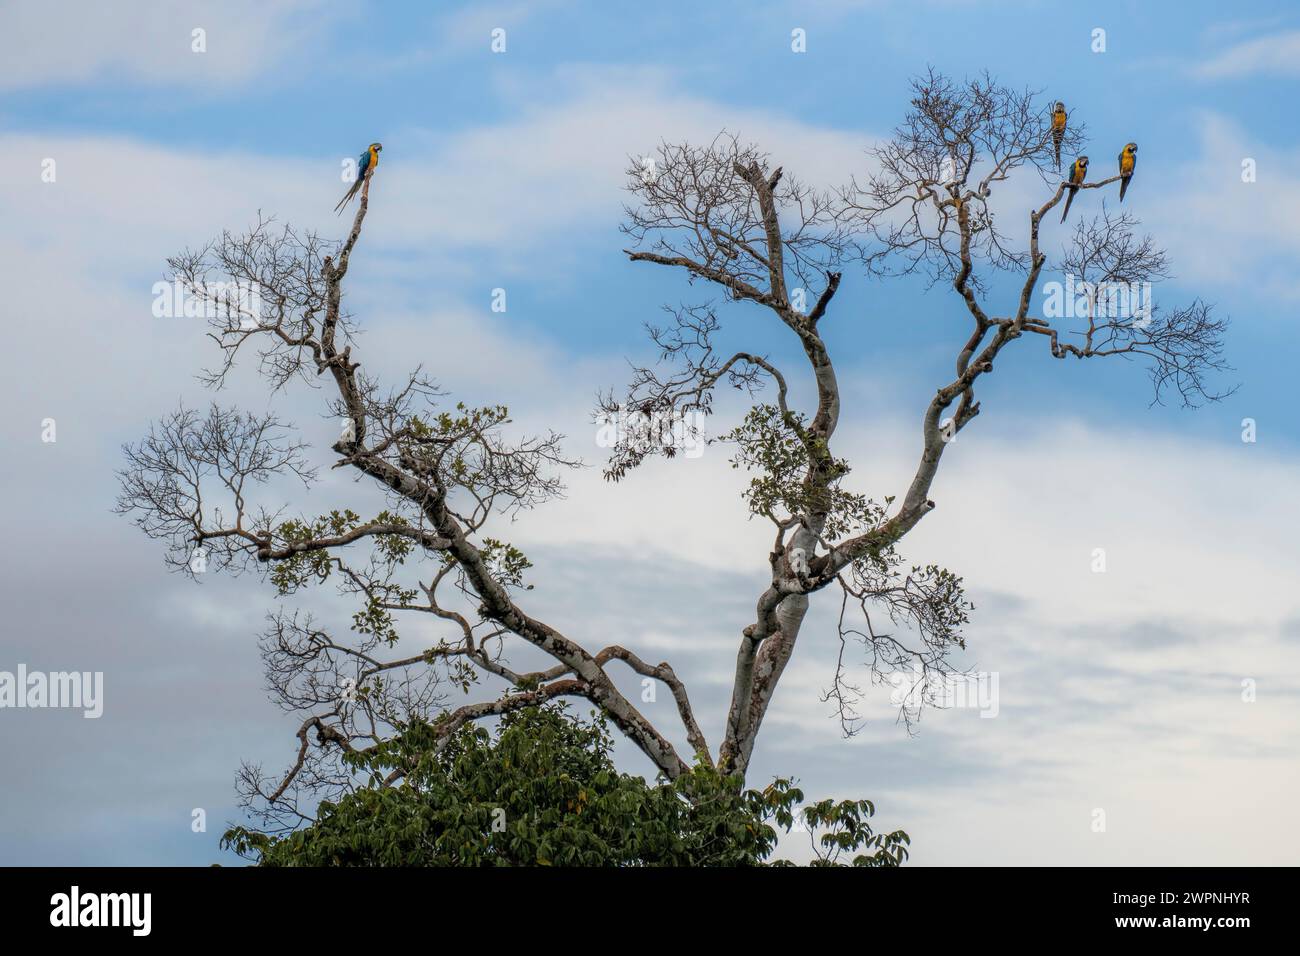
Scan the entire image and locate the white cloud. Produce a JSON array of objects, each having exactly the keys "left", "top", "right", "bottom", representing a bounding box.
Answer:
[
  {"left": 0, "top": 0, "right": 338, "bottom": 91},
  {"left": 433, "top": 0, "right": 565, "bottom": 56},
  {"left": 0, "top": 65, "right": 871, "bottom": 286},
  {"left": 1195, "top": 30, "right": 1300, "bottom": 79},
  {"left": 1097, "top": 112, "right": 1300, "bottom": 301},
  {"left": 375, "top": 65, "right": 869, "bottom": 257},
  {"left": 505, "top": 390, "right": 1300, "bottom": 866}
]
